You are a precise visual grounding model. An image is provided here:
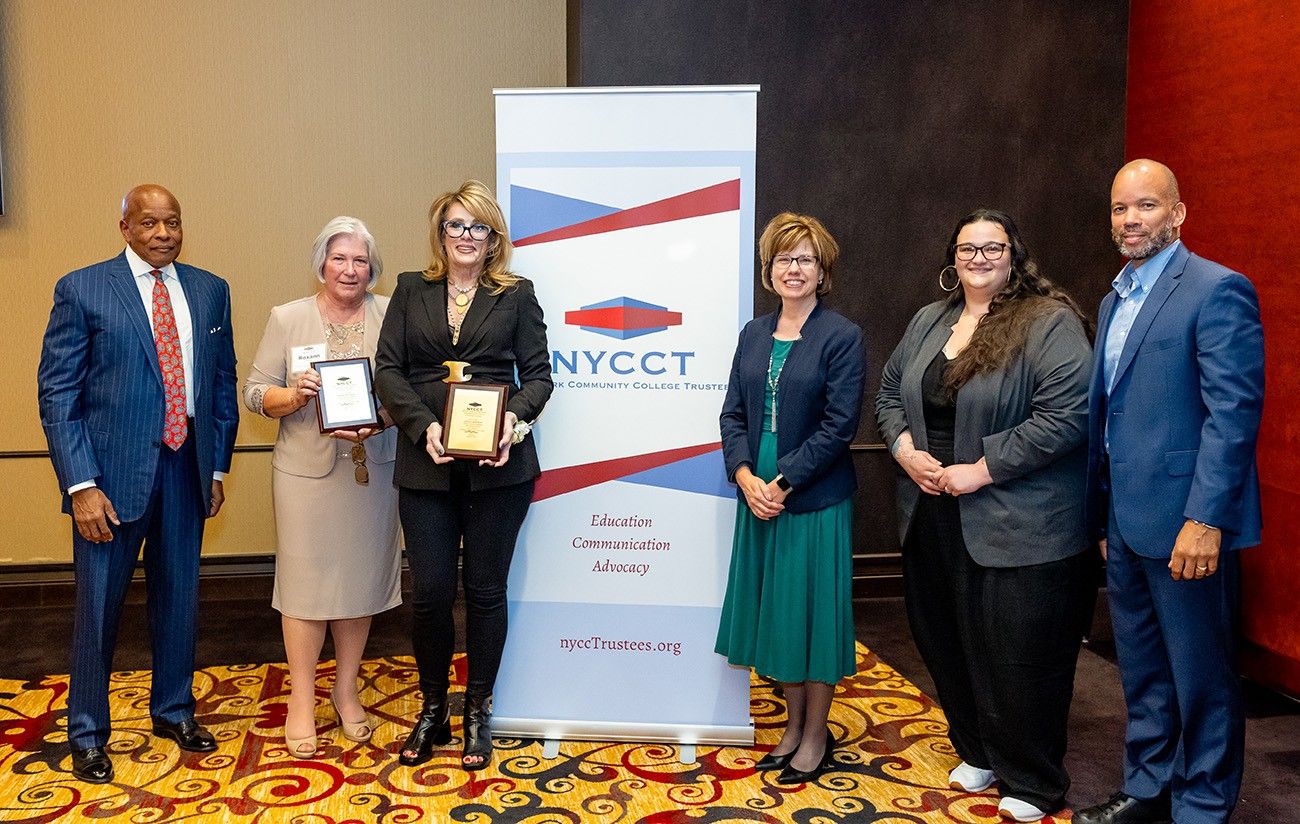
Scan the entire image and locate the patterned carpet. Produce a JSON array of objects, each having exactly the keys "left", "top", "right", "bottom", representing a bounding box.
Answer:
[{"left": 0, "top": 644, "right": 1071, "bottom": 822}]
